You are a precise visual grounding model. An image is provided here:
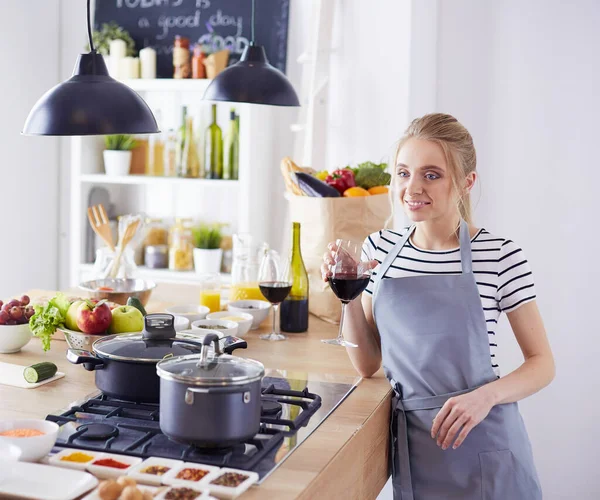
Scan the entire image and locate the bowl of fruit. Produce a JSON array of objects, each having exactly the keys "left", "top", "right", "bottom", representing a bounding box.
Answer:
[{"left": 0, "top": 295, "right": 35, "bottom": 353}]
